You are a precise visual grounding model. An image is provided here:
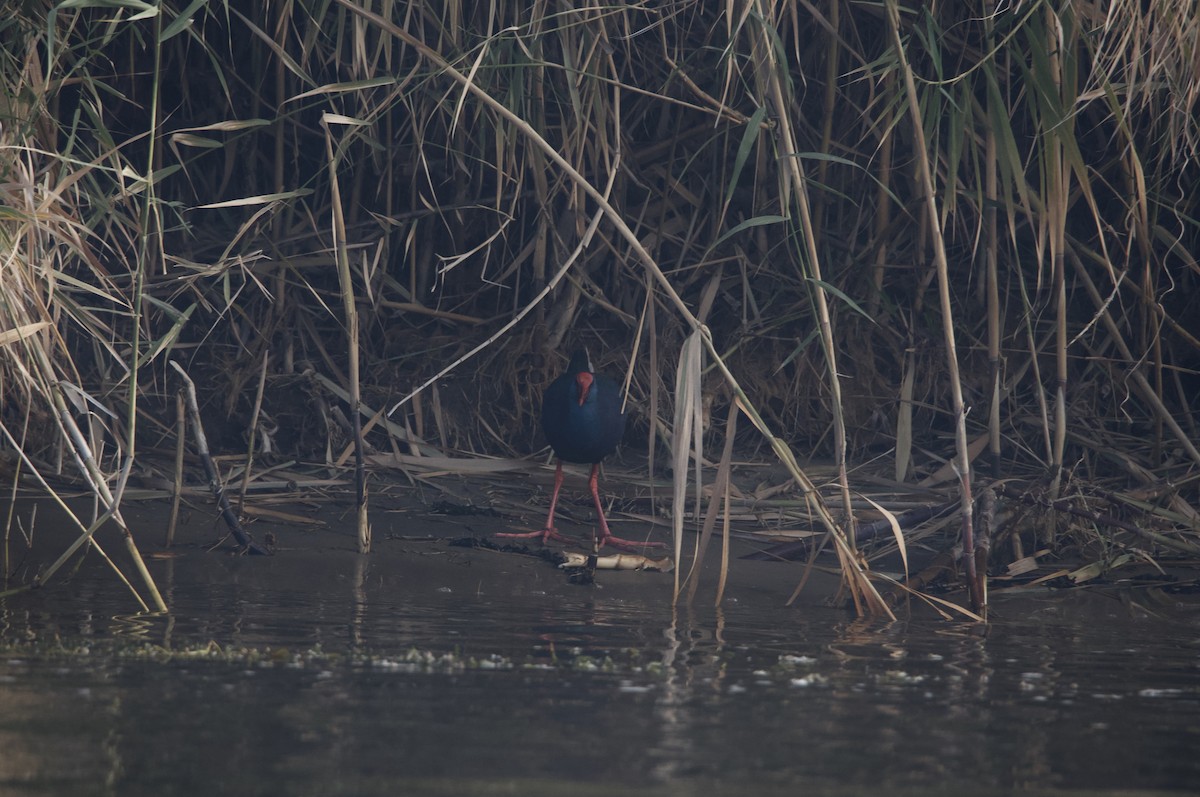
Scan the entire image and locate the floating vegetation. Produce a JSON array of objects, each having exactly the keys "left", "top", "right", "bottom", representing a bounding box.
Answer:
[{"left": 0, "top": 636, "right": 669, "bottom": 677}]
